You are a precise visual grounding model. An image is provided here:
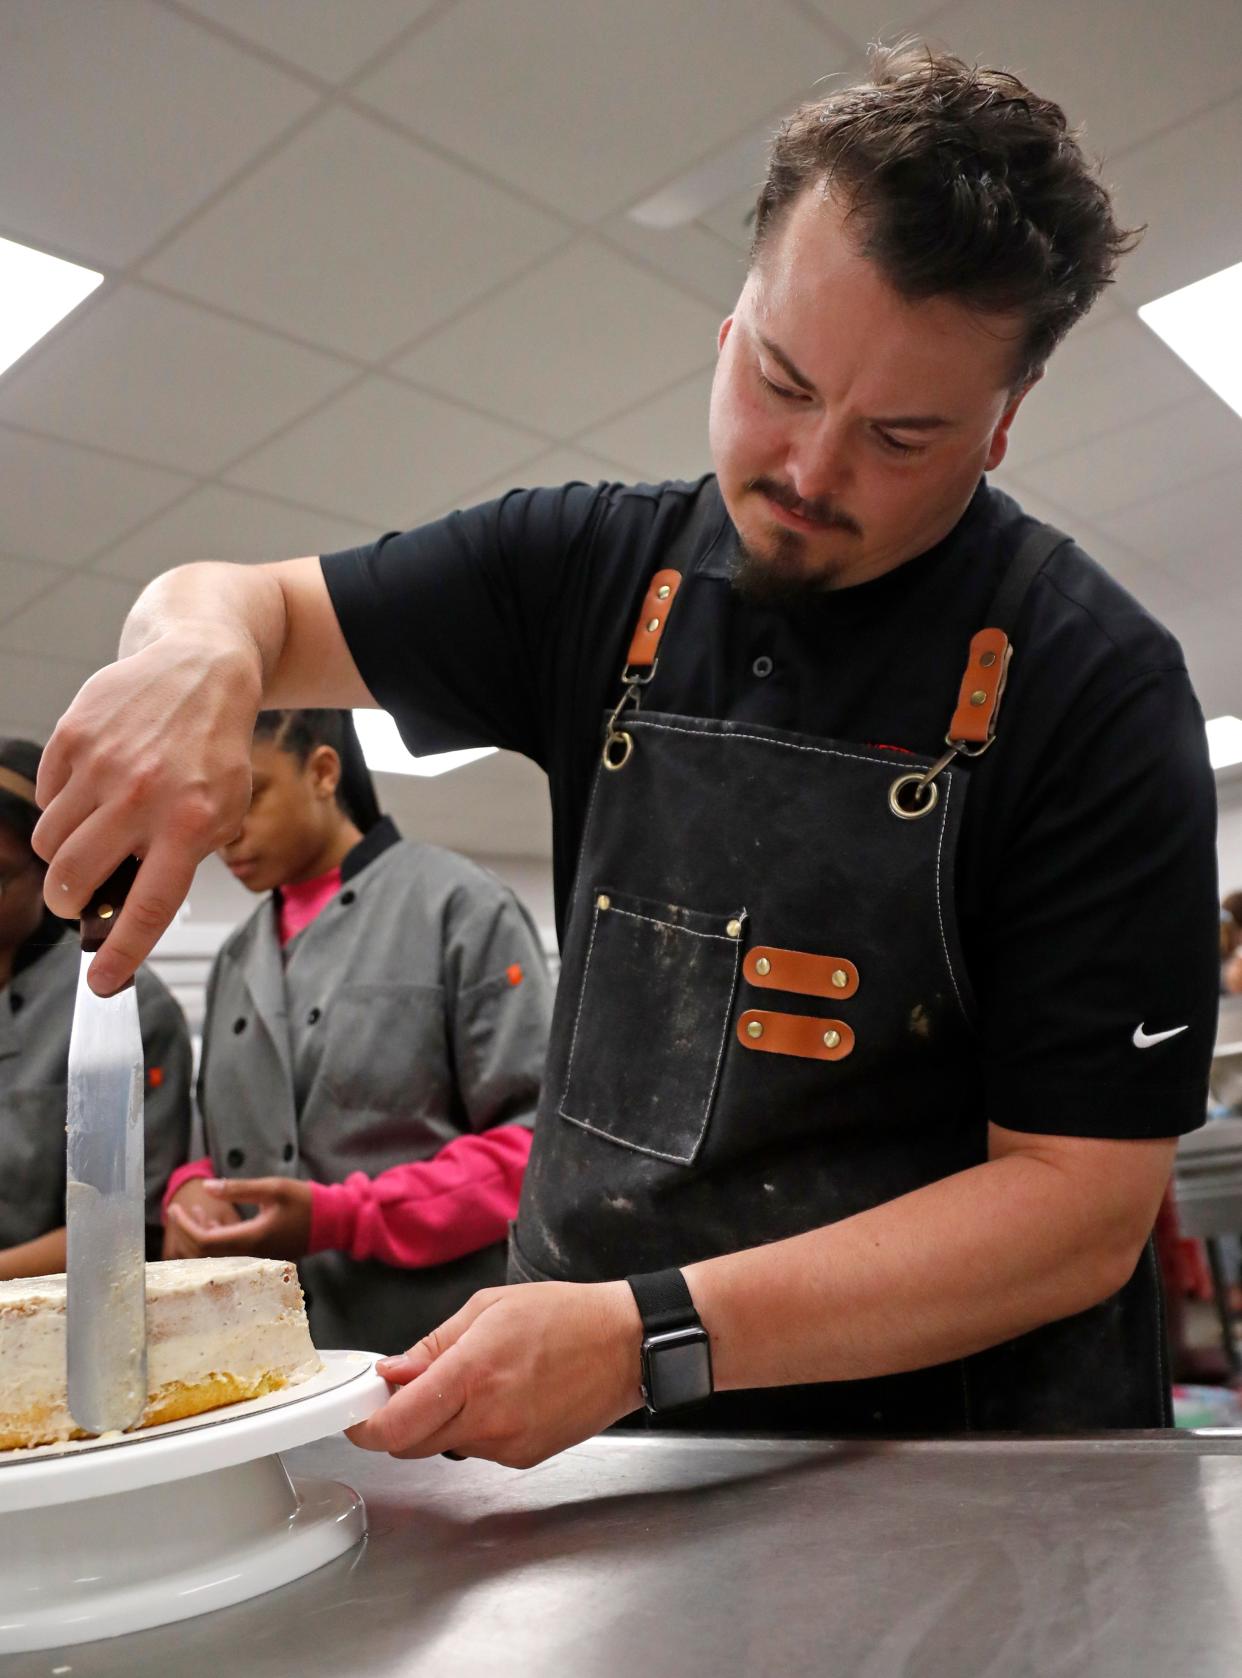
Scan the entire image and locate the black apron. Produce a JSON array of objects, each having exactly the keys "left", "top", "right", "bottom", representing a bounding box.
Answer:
[{"left": 512, "top": 486, "right": 1169, "bottom": 1433}]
